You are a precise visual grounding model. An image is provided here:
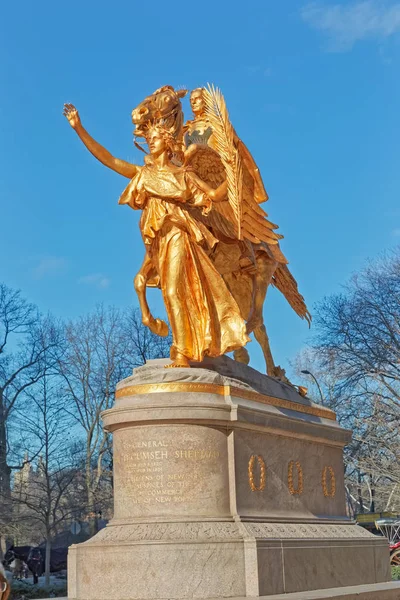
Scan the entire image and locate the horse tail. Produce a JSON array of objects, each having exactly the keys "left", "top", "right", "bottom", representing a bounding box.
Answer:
[{"left": 272, "top": 264, "right": 312, "bottom": 326}]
